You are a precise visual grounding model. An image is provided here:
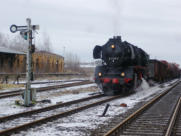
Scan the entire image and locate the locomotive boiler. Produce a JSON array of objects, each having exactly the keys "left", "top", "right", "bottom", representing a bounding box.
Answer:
[{"left": 93, "top": 36, "right": 149, "bottom": 95}]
